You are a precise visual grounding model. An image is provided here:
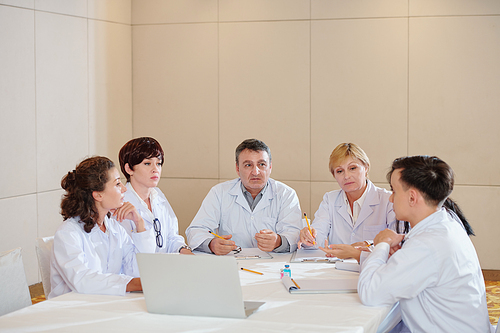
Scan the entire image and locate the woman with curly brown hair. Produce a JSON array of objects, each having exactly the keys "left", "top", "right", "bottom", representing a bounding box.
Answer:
[{"left": 49, "top": 156, "right": 155, "bottom": 299}]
